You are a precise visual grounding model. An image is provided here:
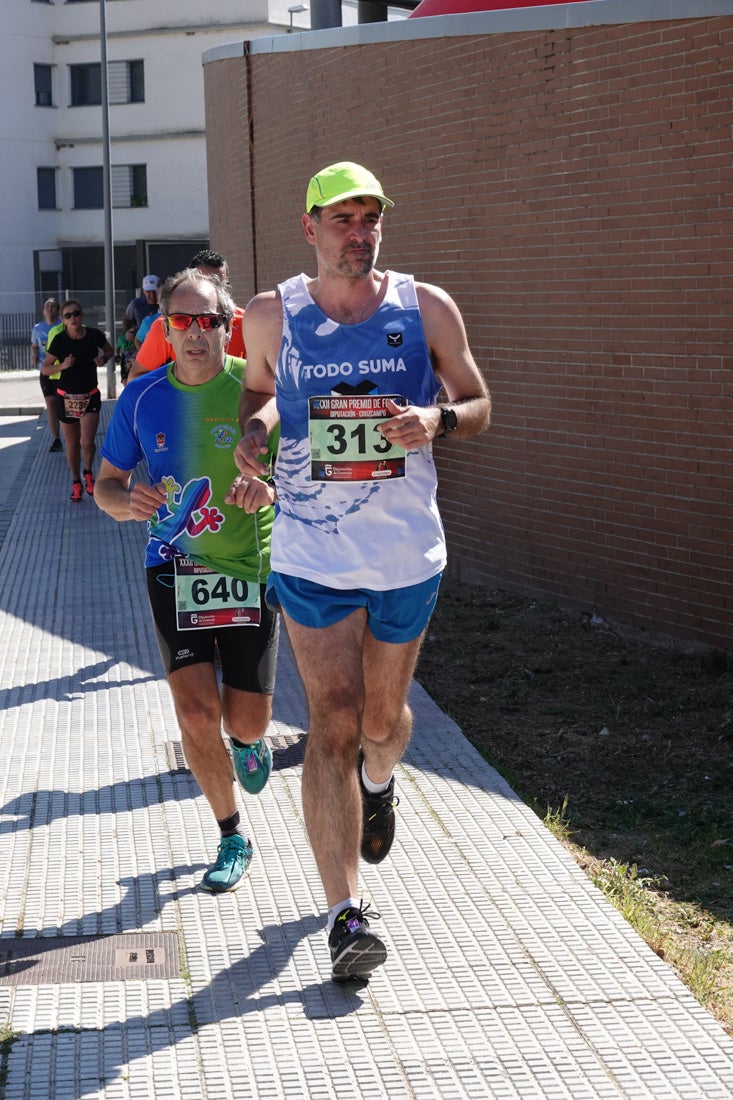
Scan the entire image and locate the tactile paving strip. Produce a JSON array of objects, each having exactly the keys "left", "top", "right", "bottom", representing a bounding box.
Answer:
[{"left": 0, "top": 402, "right": 732, "bottom": 1099}]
